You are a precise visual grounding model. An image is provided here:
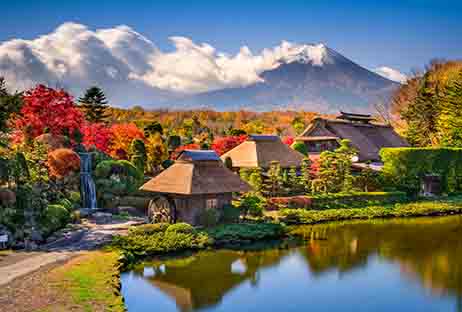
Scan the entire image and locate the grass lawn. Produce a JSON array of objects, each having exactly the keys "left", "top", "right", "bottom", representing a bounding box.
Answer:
[{"left": 37, "top": 251, "right": 125, "bottom": 312}]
